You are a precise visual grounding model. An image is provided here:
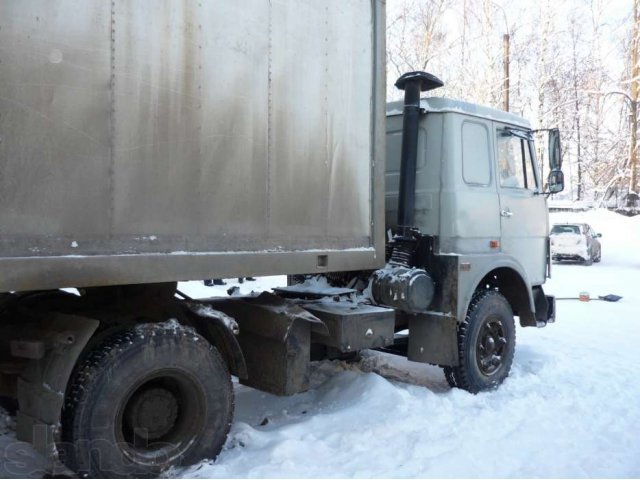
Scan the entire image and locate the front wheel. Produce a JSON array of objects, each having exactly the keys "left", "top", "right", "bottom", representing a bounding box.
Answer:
[
  {"left": 443, "top": 290, "right": 516, "bottom": 393},
  {"left": 61, "top": 323, "right": 234, "bottom": 478}
]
